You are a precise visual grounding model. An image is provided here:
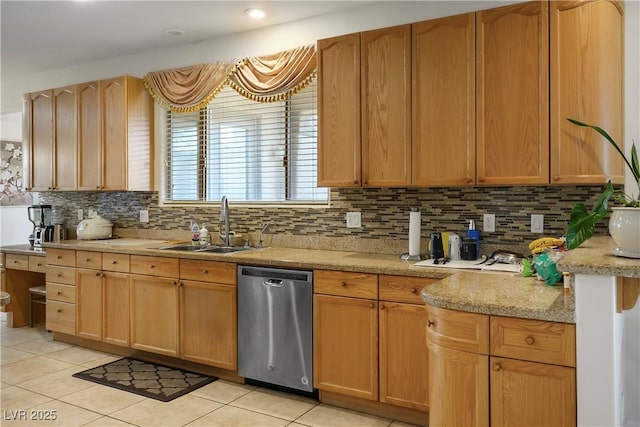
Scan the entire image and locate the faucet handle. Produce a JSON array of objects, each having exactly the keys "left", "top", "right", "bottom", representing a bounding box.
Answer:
[{"left": 258, "top": 223, "right": 271, "bottom": 248}]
